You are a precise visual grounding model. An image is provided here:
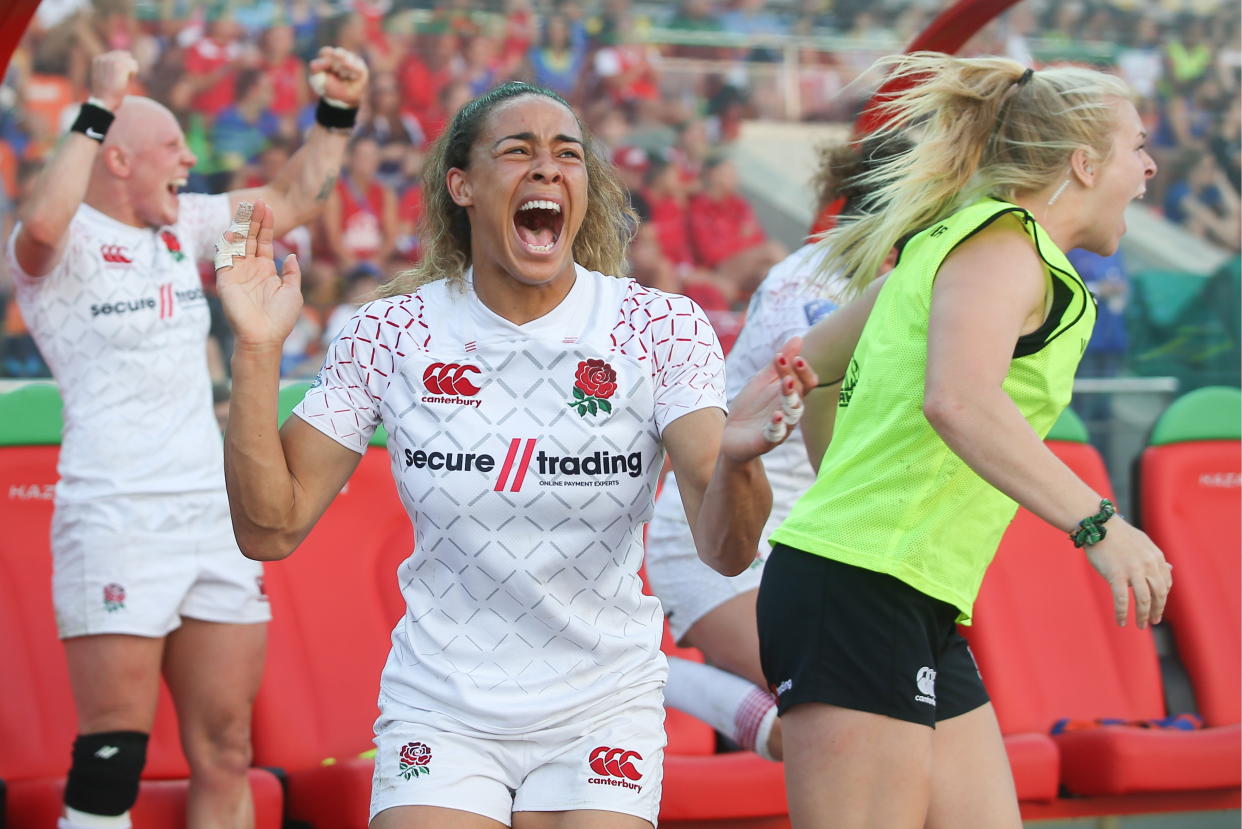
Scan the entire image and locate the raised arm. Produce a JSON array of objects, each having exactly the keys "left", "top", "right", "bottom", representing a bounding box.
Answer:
[
  {"left": 216, "top": 200, "right": 362, "bottom": 560},
  {"left": 797, "top": 275, "right": 887, "bottom": 469},
  {"left": 924, "top": 222, "right": 1171, "bottom": 627},
  {"left": 13, "top": 51, "right": 136, "bottom": 277},
  {"left": 229, "top": 47, "right": 369, "bottom": 239},
  {"left": 668, "top": 339, "right": 818, "bottom": 576}
]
